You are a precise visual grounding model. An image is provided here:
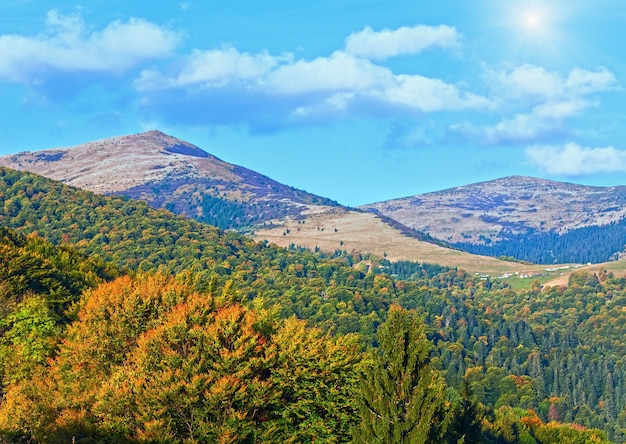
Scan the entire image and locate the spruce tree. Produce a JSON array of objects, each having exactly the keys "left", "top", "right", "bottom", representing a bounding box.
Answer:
[{"left": 352, "top": 304, "right": 452, "bottom": 443}]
